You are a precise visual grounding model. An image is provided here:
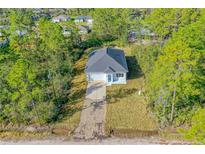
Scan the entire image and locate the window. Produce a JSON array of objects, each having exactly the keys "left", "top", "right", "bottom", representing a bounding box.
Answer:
[{"left": 116, "top": 73, "right": 124, "bottom": 77}]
